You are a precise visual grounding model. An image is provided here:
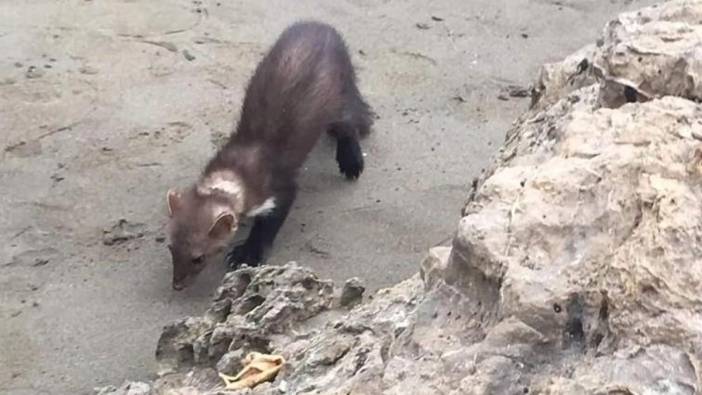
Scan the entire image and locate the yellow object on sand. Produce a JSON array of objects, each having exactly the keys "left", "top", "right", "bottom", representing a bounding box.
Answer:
[{"left": 218, "top": 352, "right": 286, "bottom": 390}]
